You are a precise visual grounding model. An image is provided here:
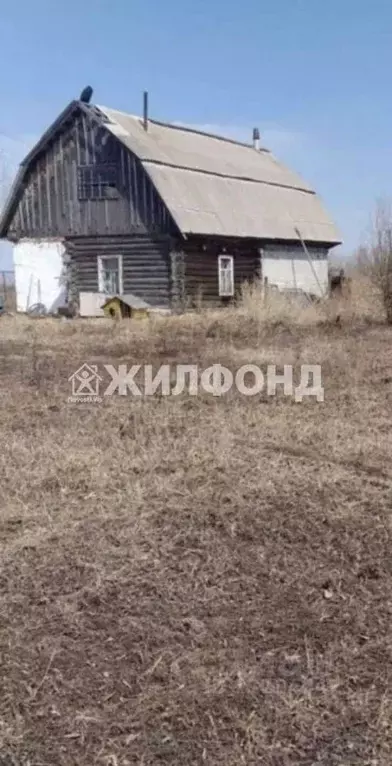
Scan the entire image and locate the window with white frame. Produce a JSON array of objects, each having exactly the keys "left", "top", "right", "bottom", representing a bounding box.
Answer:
[
  {"left": 218, "top": 254, "right": 234, "bottom": 297},
  {"left": 98, "top": 255, "right": 123, "bottom": 295}
]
